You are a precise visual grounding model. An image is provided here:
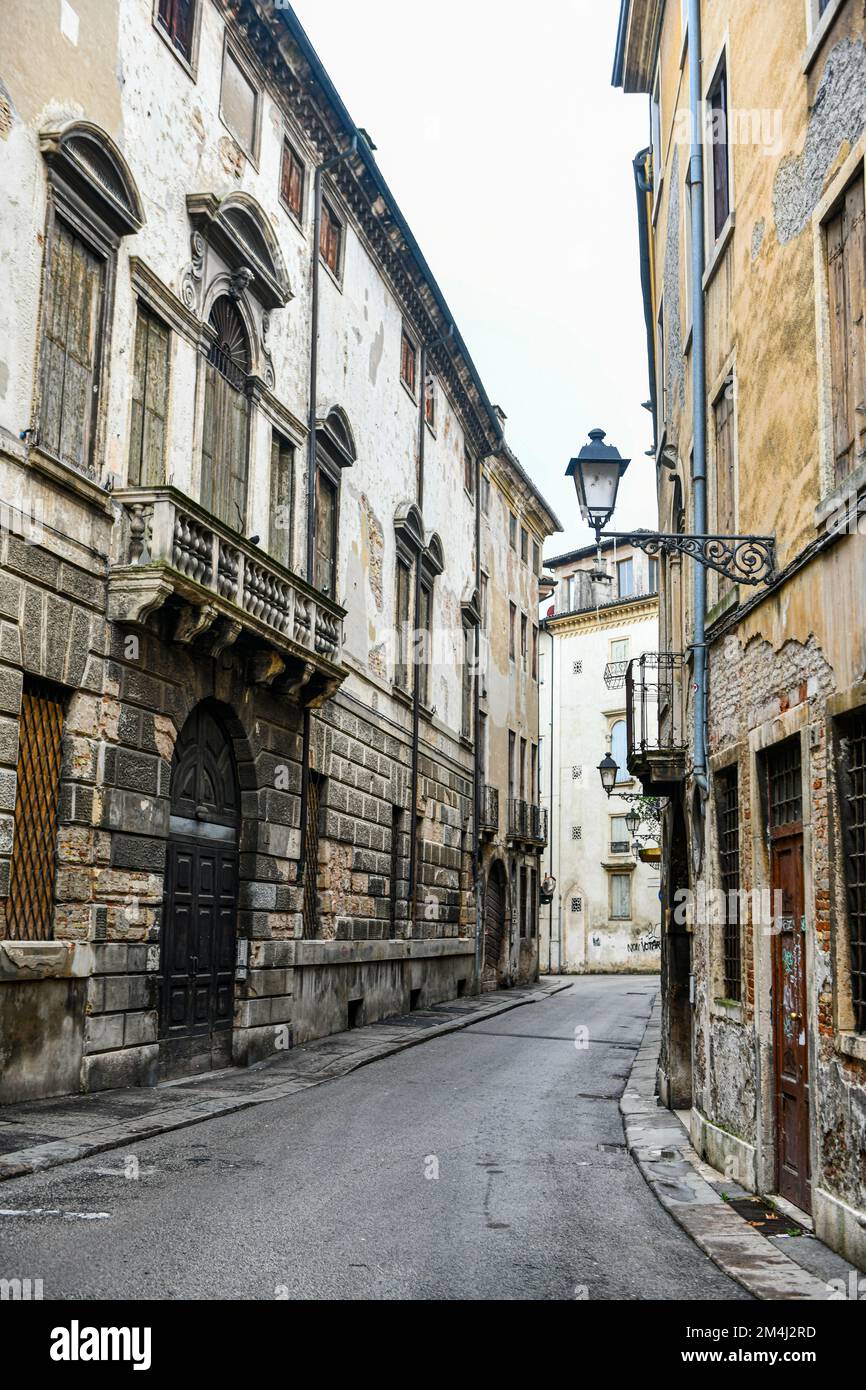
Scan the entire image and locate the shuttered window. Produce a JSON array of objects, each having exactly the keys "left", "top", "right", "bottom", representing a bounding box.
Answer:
[
  {"left": 611, "top": 873, "right": 632, "bottom": 920},
  {"left": 708, "top": 59, "right": 731, "bottom": 241},
  {"left": 269, "top": 432, "right": 294, "bottom": 570},
  {"left": 826, "top": 173, "right": 866, "bottom": 487},
  {"left": 129, "top": 303, "right": 169, "bottom": 487},
  {"left": 280, "top": 140, "right": 305, "bottom": 221},
  {"left": 713, "top": 378, "right": 736, "bottom": 538},
  {"left": 5, "top": 680, "right": 65, "bottom": 942},
  {"left": 401, "top": 331, "right": 417, "bottom": 394},
  {"left": 838, "top": 711, "right": 866, "bottom": 1032},
  {"left": 201, "top": 297, "right": 250, "bottom": 532},
  {"left": 395, "top": 557, "right": 412, "bottom": 691},
  {"left": 314, "top": 467, "right": 338, "bottom": 598},
  {"left": 462, "top": 621, "right": 473, "bottom": 739},
  {"left": 39, "top": 218, "right": 105, "bottom": 478},
  {"left": 157, "top": 0, "right": 196, "bottom": 60},
  {"left": 320, "top": 200, "right": 342, "bottom": 277},
  {"left": 716, "top": 765, "right": 742, "bottom": 1001},
  {"left": 418, "top": 581, "right": 432, "bottom": 706}
]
